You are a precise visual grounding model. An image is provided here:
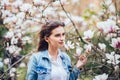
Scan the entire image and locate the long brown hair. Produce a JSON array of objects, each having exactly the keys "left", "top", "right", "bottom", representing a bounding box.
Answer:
[{"left": 38, "top": 20, "right": 65, "bottom": 51}]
